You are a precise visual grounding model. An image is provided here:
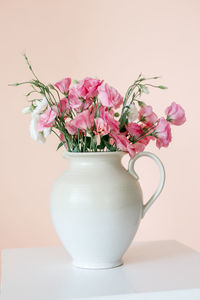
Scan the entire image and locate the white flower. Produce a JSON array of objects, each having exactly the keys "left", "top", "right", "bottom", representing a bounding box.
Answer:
[
  {"left": 22, "top": 106, "right": 33, "bottom": 114},
  {"left": 43, "top": 127, "right": 51, "bottom": 138},
  {"left": 29, "top": 113, "right": 50, "bottom": 144},
  {"left": 128, "top": 104, "right": 138, "bottom": 123},
  {"left": 33, "top": 97, "right": 48, "bottom": 115},
  {"left": 29, "top": 97, "right": 51, "bottom": 144}
]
